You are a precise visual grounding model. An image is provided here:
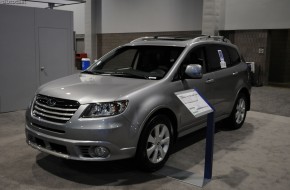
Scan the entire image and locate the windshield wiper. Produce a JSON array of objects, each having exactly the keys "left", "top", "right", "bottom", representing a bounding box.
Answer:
[
  {"left": 109, "top": 72, "right": 149, "bottom": 79},
  {"left": 81, "top": 70, "right": 105, "bottom": 75},
  {"left": 82, "top": 70, "right": 158, "bottom": 80}
]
